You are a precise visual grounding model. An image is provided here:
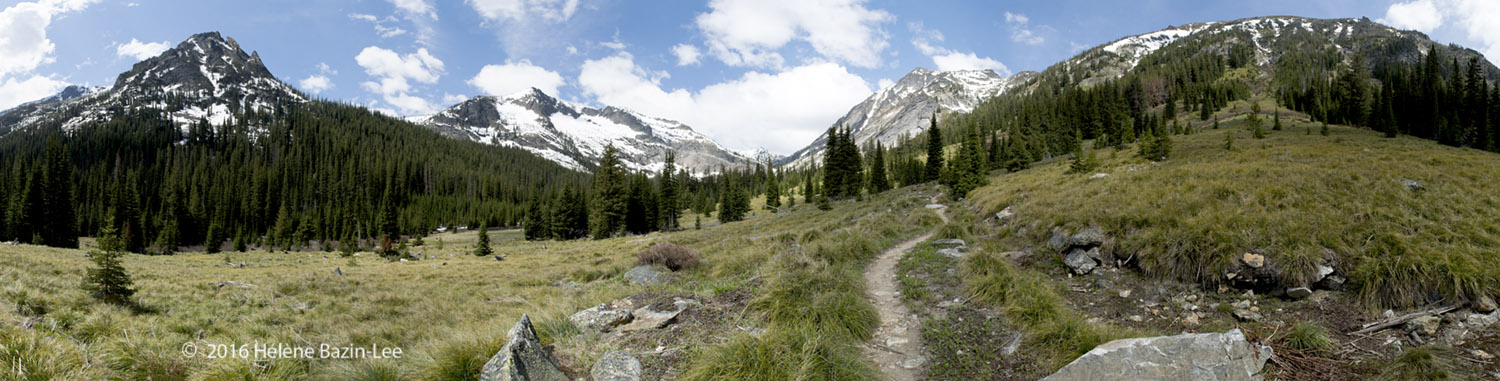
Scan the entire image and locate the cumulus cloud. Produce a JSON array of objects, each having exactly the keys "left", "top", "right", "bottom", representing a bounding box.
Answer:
[
  {"left": 0, "top": 0, "right": 99, "bottom": 111},
  {"left": 388, "top": 0, "right": 436, "bottom": 19},
  {"left": 1380, "top": 0, "right": 1500, "bottom": 61},
  {"left": 115, "top": 38, "right": 169, "bottom": 61},
  {"left": 1380, "top": 0, "right": 1443, "bottom": 31},
  {"left": 299, "top": 75, "right": 332, "bottom": 94},
  {"left": 672, "top": 44, "right": 701, "bottom": 66},
  {"left": 1004, "top": 12, "right": 1044, "bottom": 45},
  {"left": 468, "top": 60, "right": 565, "bottom": 97},
  {"left": 693, "top": 0, "right": 892, "bottom": 69},
  {"left": 908, "top": 22, "right": 1010, "bottom": 75},
  {"left": 578, "top": 51, "right": 872, "bottom": 153},
  {"left": 355, "top": 46, "right": 444, "bottom": 115},
  {"left": 467, "top": 0, "right": 583, "bottom": 58}
]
